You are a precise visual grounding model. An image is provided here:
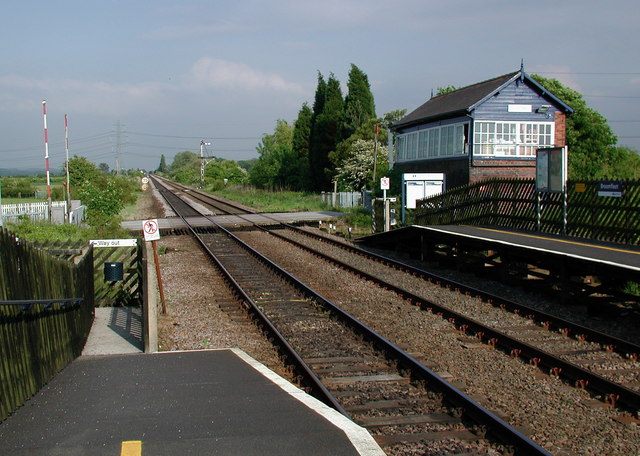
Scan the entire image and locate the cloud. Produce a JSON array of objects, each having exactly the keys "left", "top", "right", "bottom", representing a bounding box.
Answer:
[
  {"left": 0, "top": 57, "right": 307, "bottom": 122},
  {"left": 527, "top": 65, "right": 582, "bottom": 92},
  {"left": 186, "top": 57, "right": 305, "bottom": 94},
  {"left": 0, "top": 75, "right": 173, "bottom": 115}
]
